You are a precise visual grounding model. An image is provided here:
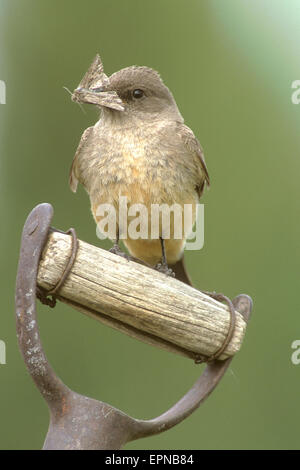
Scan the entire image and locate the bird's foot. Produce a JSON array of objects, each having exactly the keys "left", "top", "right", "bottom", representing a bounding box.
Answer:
[
  {"left": 109, "top": 244, "right": 131, "bottom": 261},
  {"left": 154, "top": 263, "right": 175, "bottom": 278}
]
